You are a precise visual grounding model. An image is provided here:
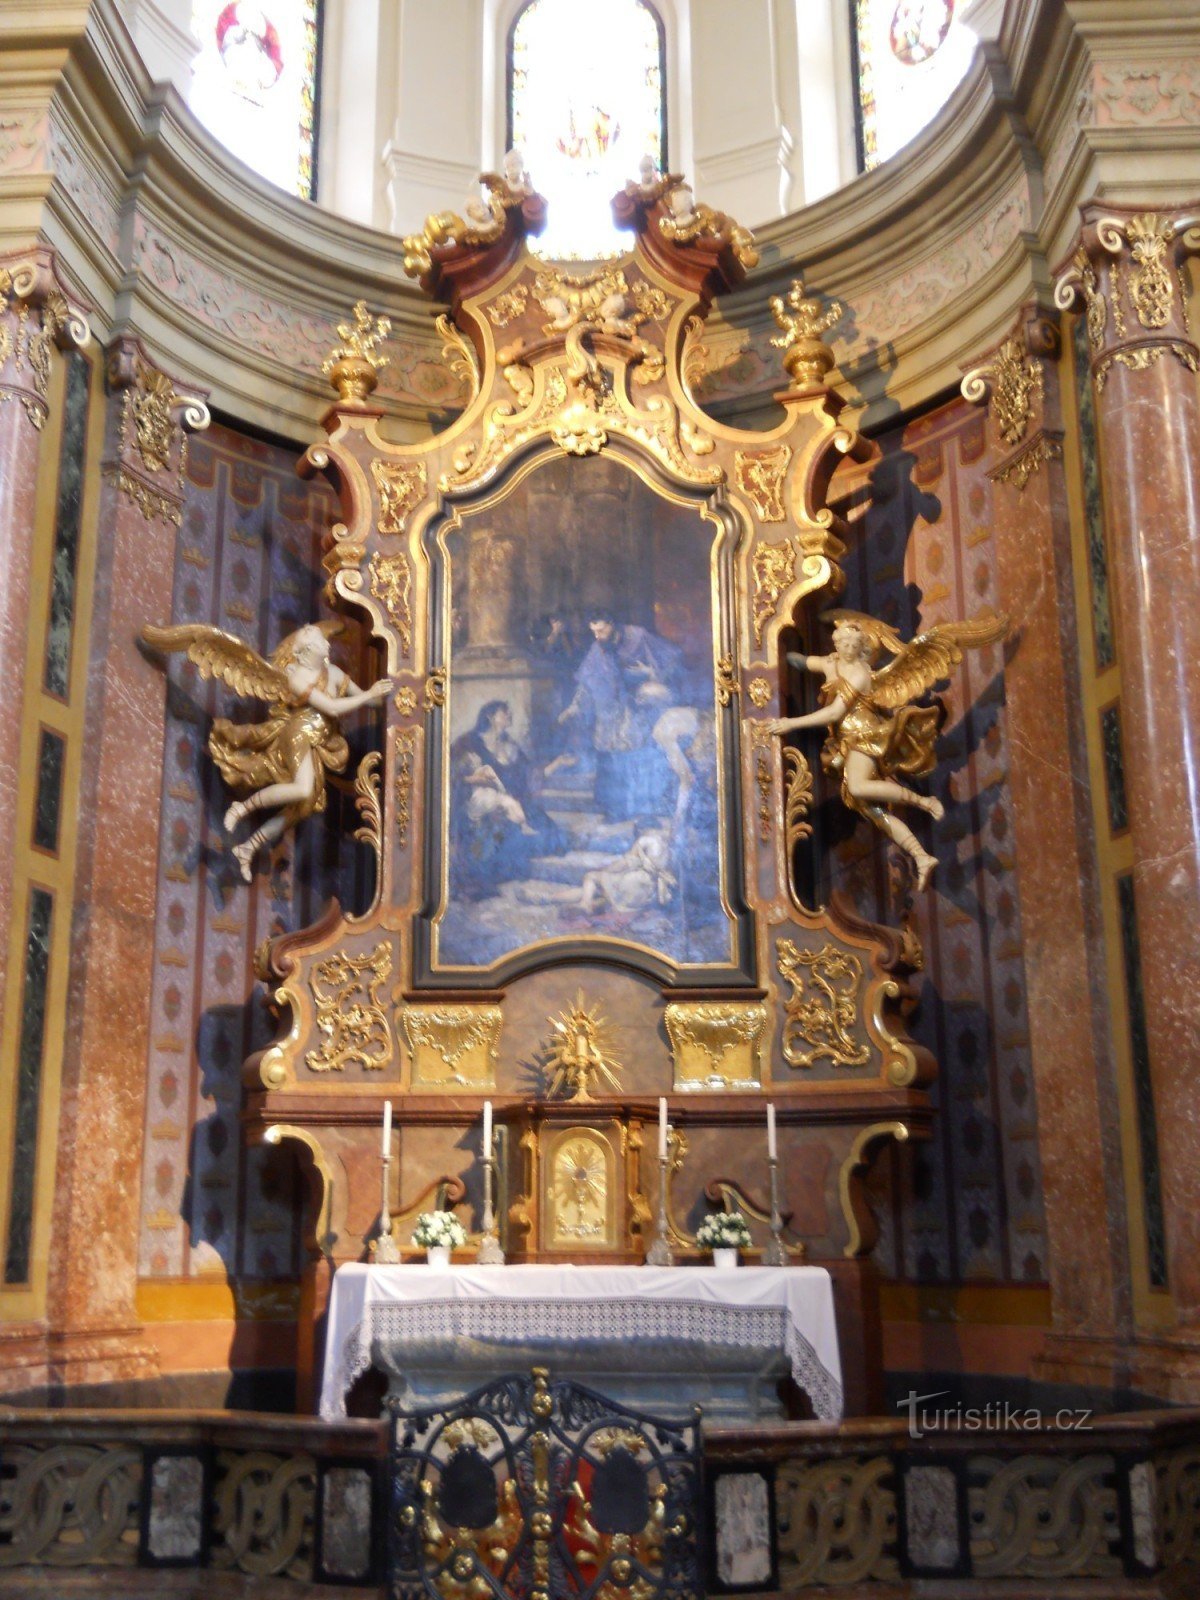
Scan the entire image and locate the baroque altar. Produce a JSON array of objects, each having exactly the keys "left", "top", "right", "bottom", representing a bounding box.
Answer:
[{"left": 232, "top": 170, "right": 938, "bottom": 1410}]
